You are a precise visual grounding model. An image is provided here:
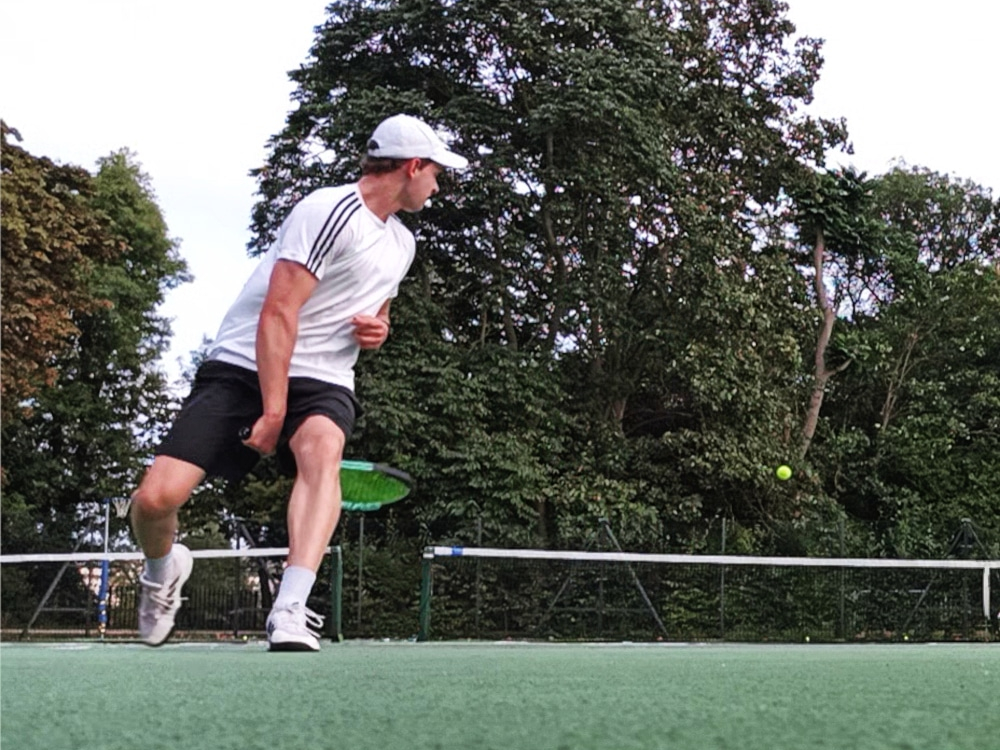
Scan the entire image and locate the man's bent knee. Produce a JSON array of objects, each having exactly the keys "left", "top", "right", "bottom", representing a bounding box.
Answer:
[
  {"left": 132, "top": 456, "right": 205, "bottom": 515},
  {"left": 289, "top": 416, "right": 346, "bottom": 472}
]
